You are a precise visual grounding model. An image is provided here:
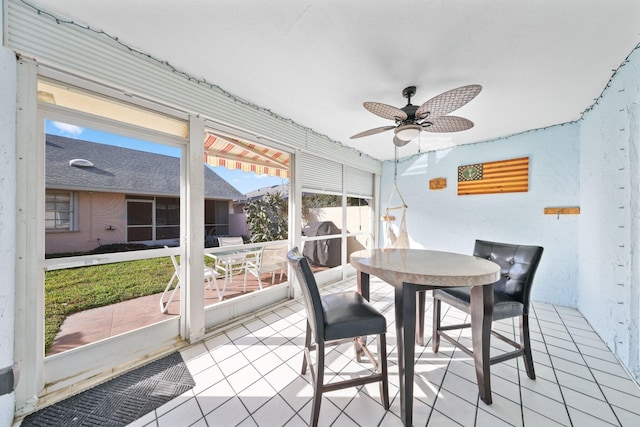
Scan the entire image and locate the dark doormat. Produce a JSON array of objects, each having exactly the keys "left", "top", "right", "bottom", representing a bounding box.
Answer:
[{"left": 21, "top": 352, "right": 195, "bottom": 426}]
